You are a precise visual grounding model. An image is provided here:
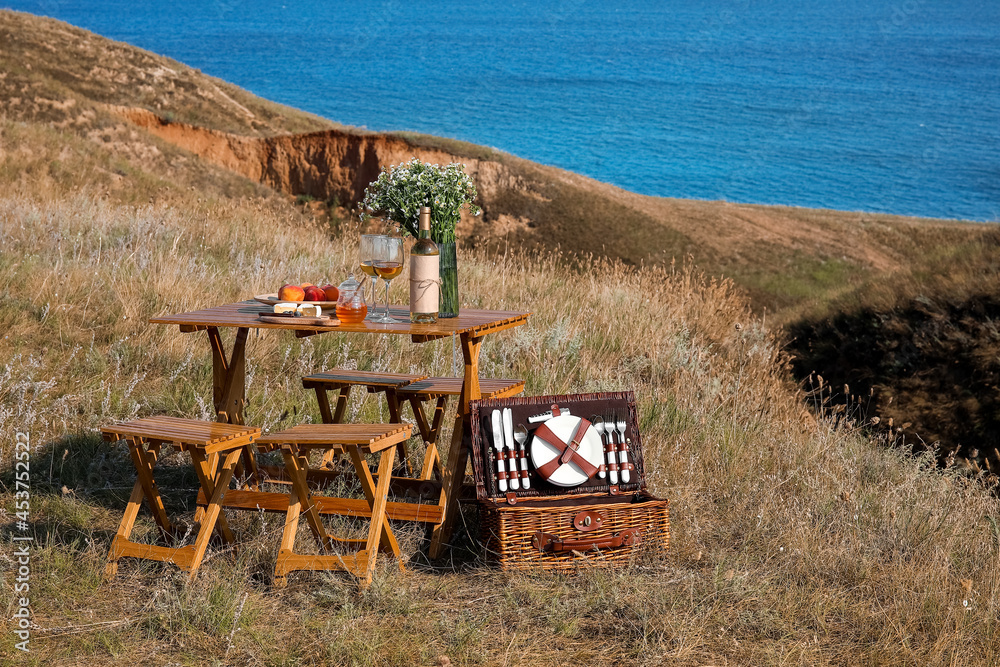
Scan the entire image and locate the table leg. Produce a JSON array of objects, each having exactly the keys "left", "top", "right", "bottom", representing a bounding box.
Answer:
[
  {"left": 186, "top": 449, "right": 241, "bottom": 579},
  {"left": 428, "top": 332, "right": 482, "bottom": 559},
  {"left": 209, "top": 326, "right": 247, "bottom": 424},
  {"left": 208, "top": 326, "right": 259, "bottom": 488},
  {"left": 105, "top": 440, "right": 164, "bottom": 580},
  {"left": 281, "top": 448, "right": 334, "bottom": 553},
  {"left": 411, "top": 396, "right": 447, "bottom": 481},
  {"left": 189, "top": 449, "right": 236, "bottom": 545},
  {"left": 384, "top": 389, "right": 412, "bottom": 475},
  {"left": 126, "top": 438, "right": 172, "bottom": 541}
]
